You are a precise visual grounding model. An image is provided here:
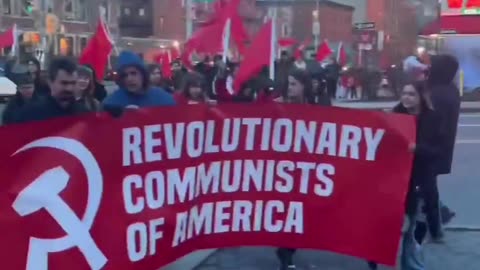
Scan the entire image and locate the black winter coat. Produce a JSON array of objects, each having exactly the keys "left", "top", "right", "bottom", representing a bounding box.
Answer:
[
  {"left": 13, "top": 95, "right": 89, "bottom": 124},
  {"left": 2, "top": 94, "right": 28, "bottom": 125},
  {"left": 393, "top": 104, "right": 443, "bottom": 215},
  {"left": 428, "top": 54, "right": 460, "bottom": 175}
]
